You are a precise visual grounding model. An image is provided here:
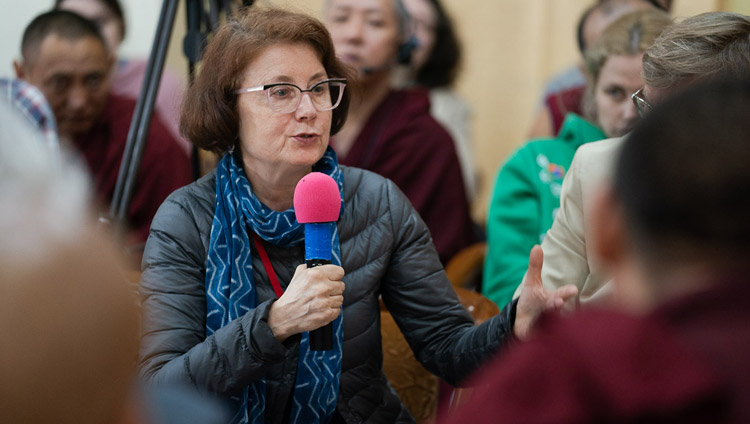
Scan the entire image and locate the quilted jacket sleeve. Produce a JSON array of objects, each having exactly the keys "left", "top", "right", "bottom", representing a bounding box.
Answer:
[
  {"left": 137, "top": 184, "right": 289, "bottom": 396},
  {"left": 379, "top": 179, "right": 517, "bottom": 387}
]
